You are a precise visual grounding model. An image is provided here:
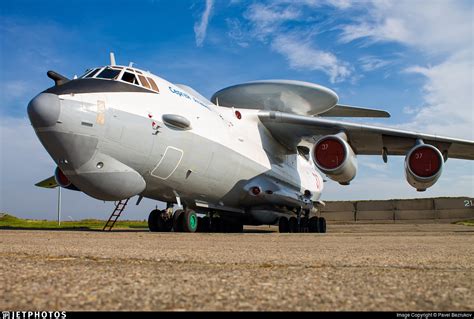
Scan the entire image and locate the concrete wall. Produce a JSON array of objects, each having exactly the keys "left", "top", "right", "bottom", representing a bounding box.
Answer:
[{"left": 319, "top": 197, "right": 474, "bottom": 223}]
